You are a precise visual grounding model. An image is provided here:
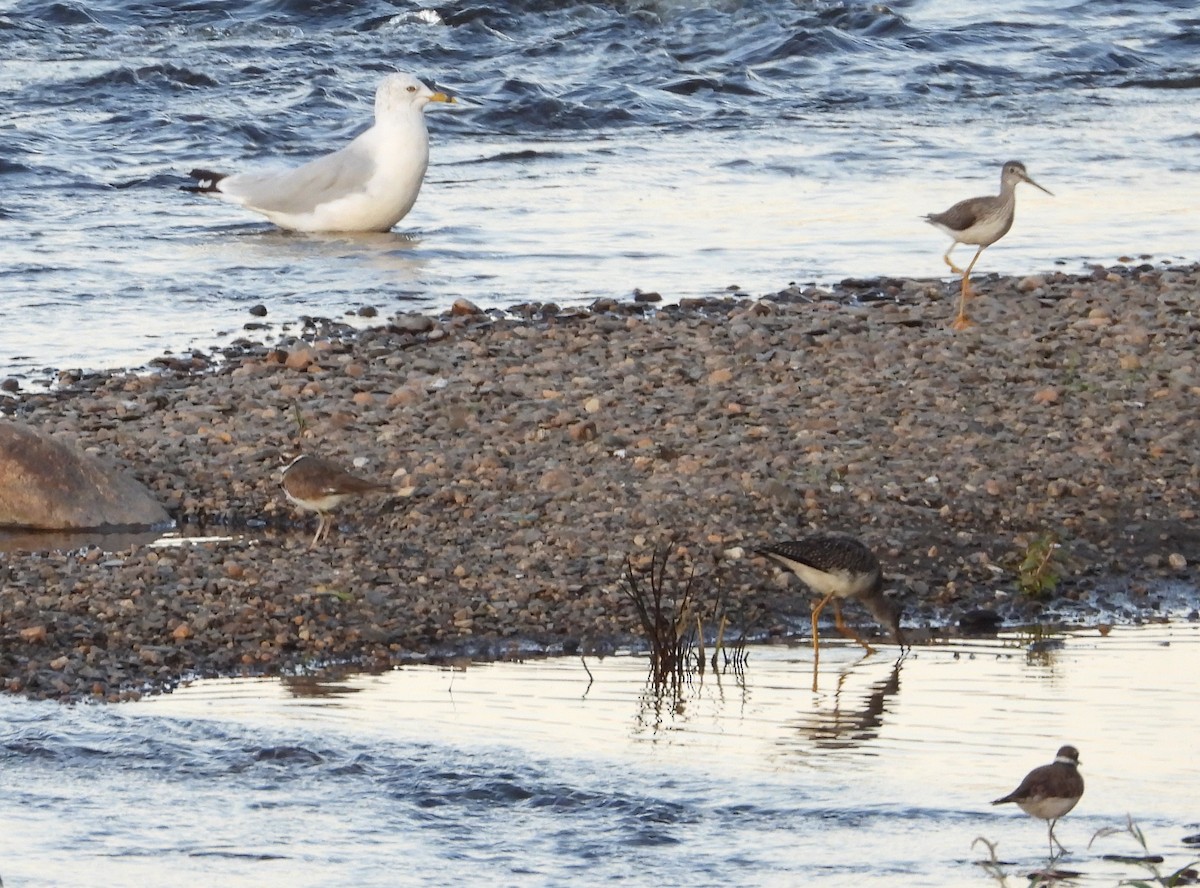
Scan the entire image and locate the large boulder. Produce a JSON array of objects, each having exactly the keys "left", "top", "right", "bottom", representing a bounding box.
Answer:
[{"left": 0, "top": 421, "right": 171, "bottom": 530}]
